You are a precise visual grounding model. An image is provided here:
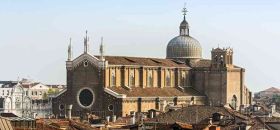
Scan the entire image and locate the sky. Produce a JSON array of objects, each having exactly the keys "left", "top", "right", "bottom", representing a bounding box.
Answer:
[{"left": 0, "top": 0, "right": 279, "bottom": 92}]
